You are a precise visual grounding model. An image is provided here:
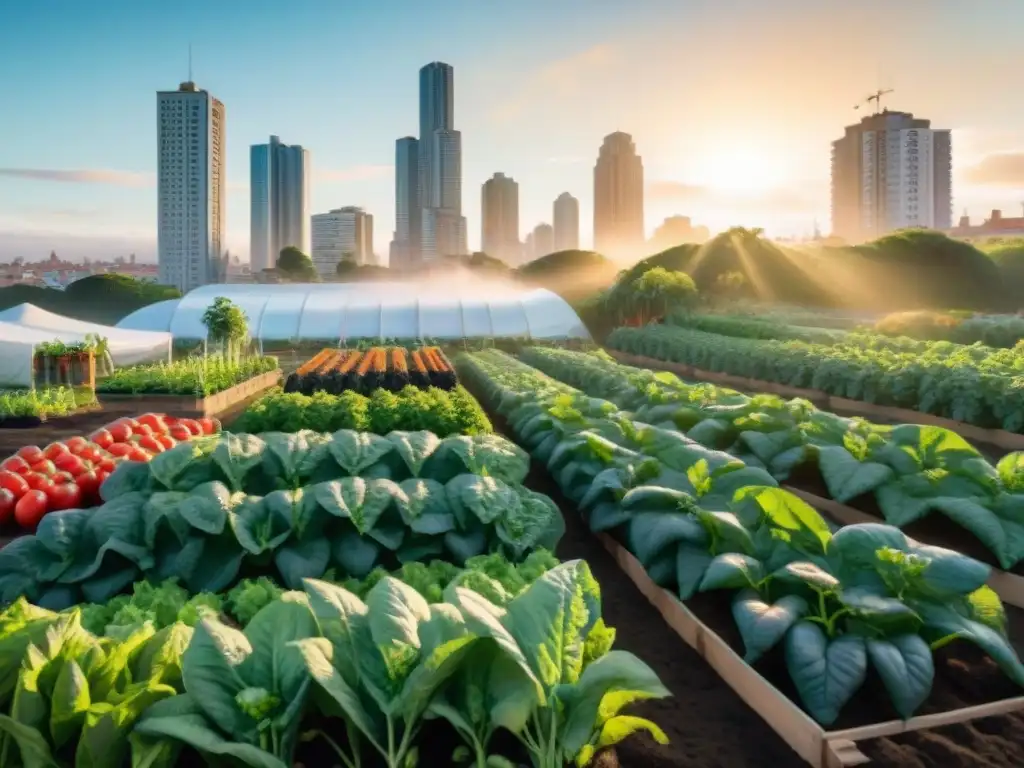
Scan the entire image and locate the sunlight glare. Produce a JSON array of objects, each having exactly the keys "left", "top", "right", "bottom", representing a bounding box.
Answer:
[{"left": 689, "top": 147, "right": 788, "bottom": 194}]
